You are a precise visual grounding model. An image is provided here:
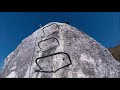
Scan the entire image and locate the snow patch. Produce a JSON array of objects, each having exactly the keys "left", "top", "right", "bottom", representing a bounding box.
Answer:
[
  {"left": 37, "top": 73, "right": 42, "bottom": 78},
  {"left": 80, "top": 53, "right": 95, "bottom": 64},
  {"left": 6, "top": 71, "right": 18, "bottom": 78},
  {"left": 11, "top": 65, "right": 17, "bottom": 71},
  {"left": 53, "top": 29, "right": 64, "bottom": 78},
  {"left": 77, "top": 69, "right": 88, "bottom": 78},
  {"left": 24, "top": 67, "right": 30, "bottom": 78},
  {"left": 29, "top": 52, "right": 42, "bottom": 78},
  {"left": 67, "top": 70, "right": 73, "bottom": 78}
]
